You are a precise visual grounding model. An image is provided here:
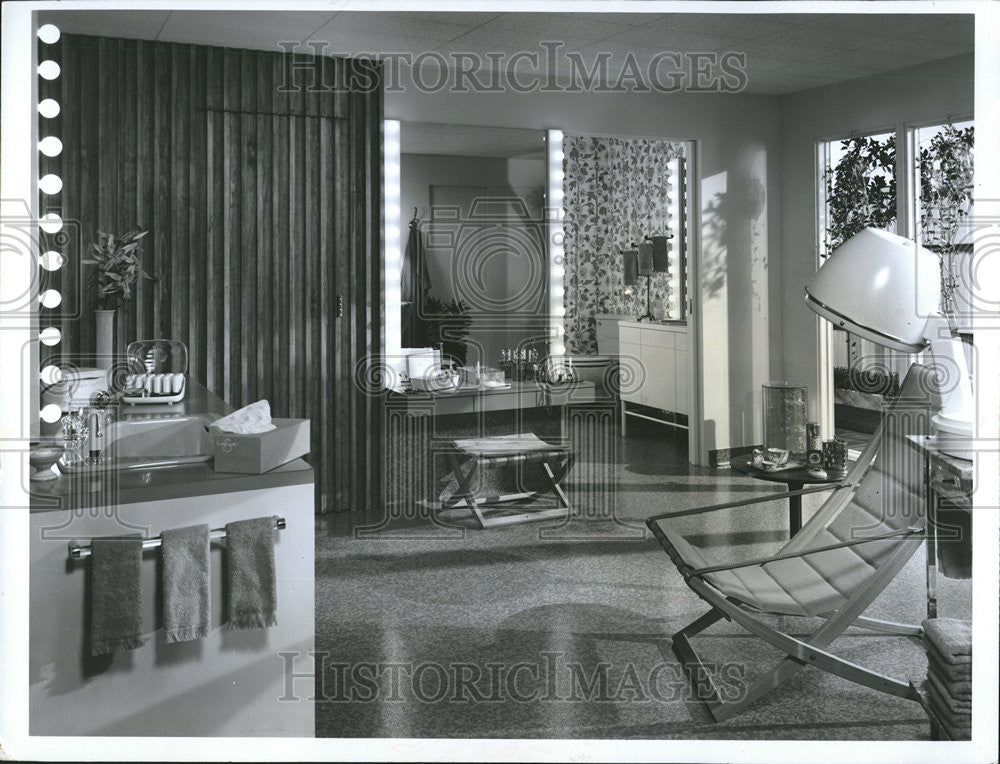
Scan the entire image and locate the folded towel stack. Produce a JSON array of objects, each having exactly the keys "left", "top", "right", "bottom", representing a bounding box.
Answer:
[{"left": 921, "top": 618, "right": 971, "bottom": 740}]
